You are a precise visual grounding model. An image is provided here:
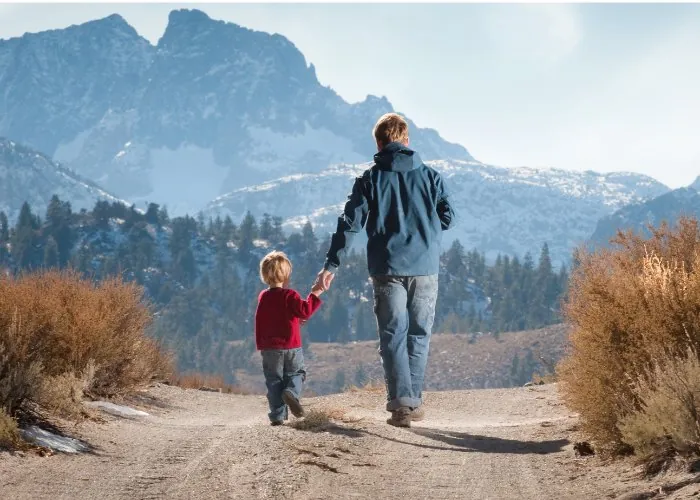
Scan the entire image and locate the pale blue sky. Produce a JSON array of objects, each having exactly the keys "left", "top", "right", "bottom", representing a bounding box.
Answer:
[{"left": 1, "top": 3, "right": 699, "bottom": 188}]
